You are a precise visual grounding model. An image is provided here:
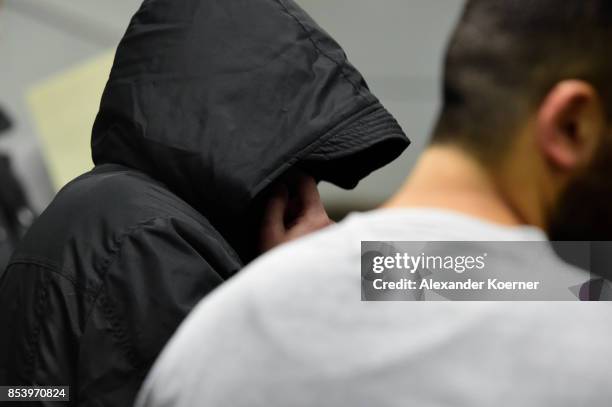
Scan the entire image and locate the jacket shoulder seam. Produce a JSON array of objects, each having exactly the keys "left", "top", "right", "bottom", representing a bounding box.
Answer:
[
  {"left": 84, "top": 216, "right": 173, "bottom": 368},
  {"left": 7, "top": 257, "right": 101, "bottom": 300},
  {"left": 23, "top": 271, "right": 51, "bottom": 379}
]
